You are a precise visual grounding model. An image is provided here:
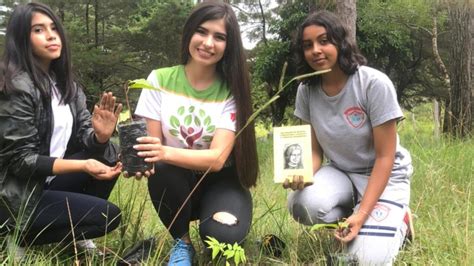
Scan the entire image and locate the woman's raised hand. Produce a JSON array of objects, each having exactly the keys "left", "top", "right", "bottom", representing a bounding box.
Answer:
[{"left": 92, "top": 92, "right": 123, "bottom": 143}]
